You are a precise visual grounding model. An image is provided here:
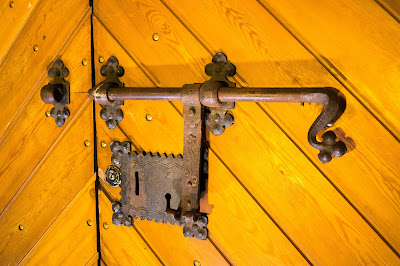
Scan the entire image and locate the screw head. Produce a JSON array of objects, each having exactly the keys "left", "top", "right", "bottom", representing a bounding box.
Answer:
[
  {"left": 9, "top": 1, "right": 14, "bottom": 8},
  {"left": 152, "top": 33, "right": 160, "bottom": 41},
  {"left": 145, "top": 114, "right": 153, "bottom": 121},
  {"left": 99, "top": 56, "right": 105, "bottom": 63},
  {"left": 103, "top": 222, "right": 109, "bottom": 229},
  {"left": 33, "top": 45, "right": 39, "bottom": 51},
  {"left": 100, "top": 141, "right": 107, "bottom": 148},
  {"left": 82, "top": 59, "right": 88, "bottom": 66},
  {"left": 327, "top": 123, "right": 334, "bottom": 128},
  {"left": 194, "top": 260, "right": 201, "bottom": 266},
  {"left": 45, "top": 110, "right": 51, "bottom": 117},
  {"left": 84, "top": 140, "right": 90, "bottom": 147},
  {"left": 87, "top": 219, "right": 93, "bottom": 226},
  {"left": 18, "top": 224, "right": 23, "bottom": 230}
]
